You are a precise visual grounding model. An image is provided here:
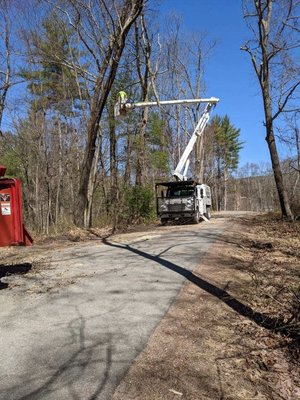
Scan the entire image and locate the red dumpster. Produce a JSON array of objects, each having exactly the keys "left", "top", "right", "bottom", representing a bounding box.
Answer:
[
  {"left": 0, "top": 165, "right": 6, "bottom": 177},
  {"left": 0, "top": 167, "right": 33, "bottom": 246}
]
